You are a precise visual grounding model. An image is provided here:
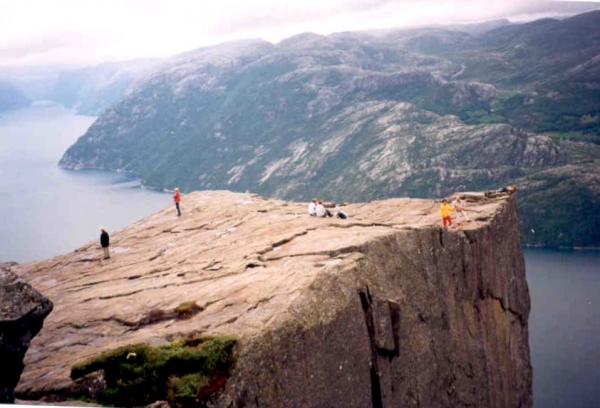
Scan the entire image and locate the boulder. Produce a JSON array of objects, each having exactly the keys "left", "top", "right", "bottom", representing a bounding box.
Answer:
[{"left": 0, "top": 266, "right": 53, "bottom": 403}]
